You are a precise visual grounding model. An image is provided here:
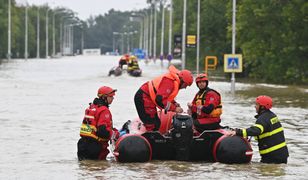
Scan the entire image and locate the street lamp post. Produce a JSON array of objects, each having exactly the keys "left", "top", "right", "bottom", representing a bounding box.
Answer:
[
  {"left": 130, "top": 13, "right": 144, "bottom": 50},
  {"left": 231, "top": 0, "right": 237, "bottom": 95},
  {"left": 52, "top": 10, "right": 66, "bottom": 57},
  {"left": 8, "top": 0, "right": 11, "bottom": 60},
  {"left": 70, "top": 23, "right": 83, "bottom": 55},
  {"left": 81, "top": 26, "right": 84, "bottom": 54},
  {"left": 149, "top": 6, "right": 153, "bottom": 59},
  {"left": 153, "top": 1, "right": 158, "bottom": 62},
  {"left": 181, "top": 0, "right": 187, "bottom": 69},
  {"left": 121, "top": 33, "right": 124, "bottom": 55},
  {"left": 167, "top": 0, "right": 173, "bottom": 63},
  {"left": 46, "top": 8, "right": 52, "bottom": 58},
  {"left": 127, "top": 32, "right": 131, "bottom": 53},
  {"left": 196, "top": 0, "right": 200, "bottom": 74},
  {"left": 36, "top": 7, "right": 40, "bottom": 59},
  {"left": 143, "top": 11, "right": 148, "bottom": 58},
  {"left": 60, "top": 15, "right": 74, "bottom": 55},
  {"left": 113, "top": 32, "right": 121, "bottom": 53},
  {"left": 113, "top": 32, "right": 116, "bottom": 53},
  {"left": 25, "top": 3, "right": 28, "bottom": 60},
  {"left": 160, "top": 0, "right": 166, "bottom": 62}
]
